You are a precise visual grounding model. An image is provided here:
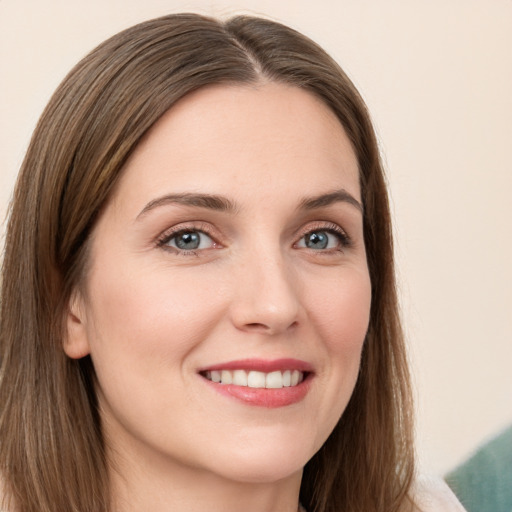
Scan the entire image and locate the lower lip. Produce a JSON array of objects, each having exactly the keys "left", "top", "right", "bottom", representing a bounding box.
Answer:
[{"left": 202, "top": 376, "right": 312, "bottom": 408}]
